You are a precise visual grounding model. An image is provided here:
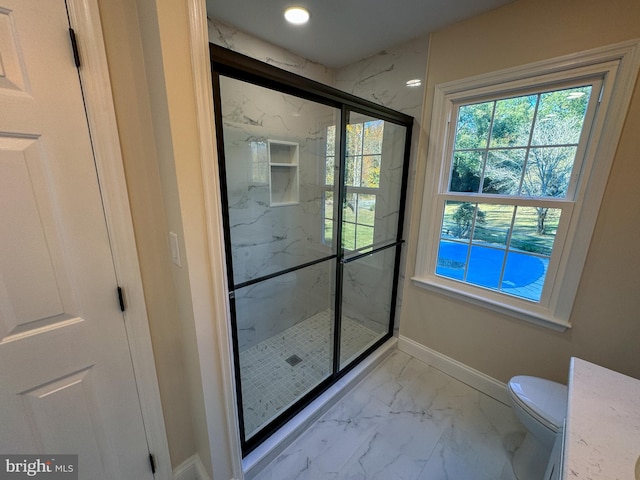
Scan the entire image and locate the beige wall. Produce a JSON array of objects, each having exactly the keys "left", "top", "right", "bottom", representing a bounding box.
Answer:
[
  {"left": 400, "top": 0, "right": 640, "bottom": 384},
  {"left": 99, "top": 1, "right": 238, "bottom": 477},
  {"left": 97, "top": 0, "right": 196, "bottom": 469},
  {"left": 142, "top": 1, "right": 238, "bottom": 478}
]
